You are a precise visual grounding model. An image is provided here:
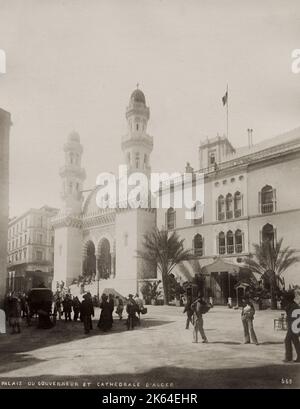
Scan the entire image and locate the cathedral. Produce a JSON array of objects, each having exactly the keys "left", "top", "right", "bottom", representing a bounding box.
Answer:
[{"left": 52, "top": 87, "right": 156, "bottom": 296}]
